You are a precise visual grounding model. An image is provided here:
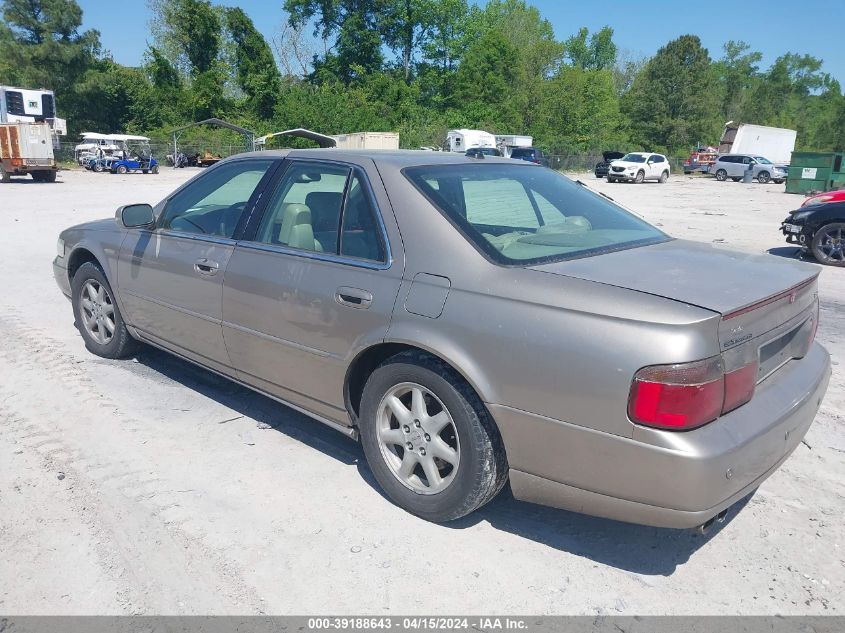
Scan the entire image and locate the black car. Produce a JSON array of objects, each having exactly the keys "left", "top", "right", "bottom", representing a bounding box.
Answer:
[
  {"left": 465, "top": 147, "right": 501, "bottom": 157},
  {"left": 594, "top": 151, "right": 625, "bottom": 178},
  {"left": 510, "top": 147, "right": 549, "bottom": 167},
  {"left": 781, "top": 200, "right": 845, "bottom": 267}
]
